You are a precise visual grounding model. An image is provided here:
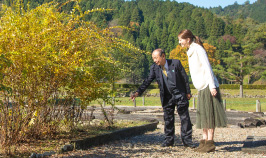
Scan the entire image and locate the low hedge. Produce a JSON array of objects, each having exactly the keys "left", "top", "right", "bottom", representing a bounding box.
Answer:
[
  {"left": 115, "top": 84, "right": 266, "bottom": 89},
  {"left": 115, "top": 83, "right": 158, "bottom": 89},
  {"left": 219, "top": 84, "right": 266, "bottom": 89}
]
